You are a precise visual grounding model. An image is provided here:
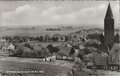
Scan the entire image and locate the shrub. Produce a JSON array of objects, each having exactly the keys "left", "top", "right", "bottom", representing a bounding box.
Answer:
[
  {"left": 22, "top": 47, "right": 38, "bottom": 58},
  {"left": 24, "top": 43, "right": 34, "bottom": 50},
  {"left": 12, "top": 46, "right": 24, "bottom": 57}
]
